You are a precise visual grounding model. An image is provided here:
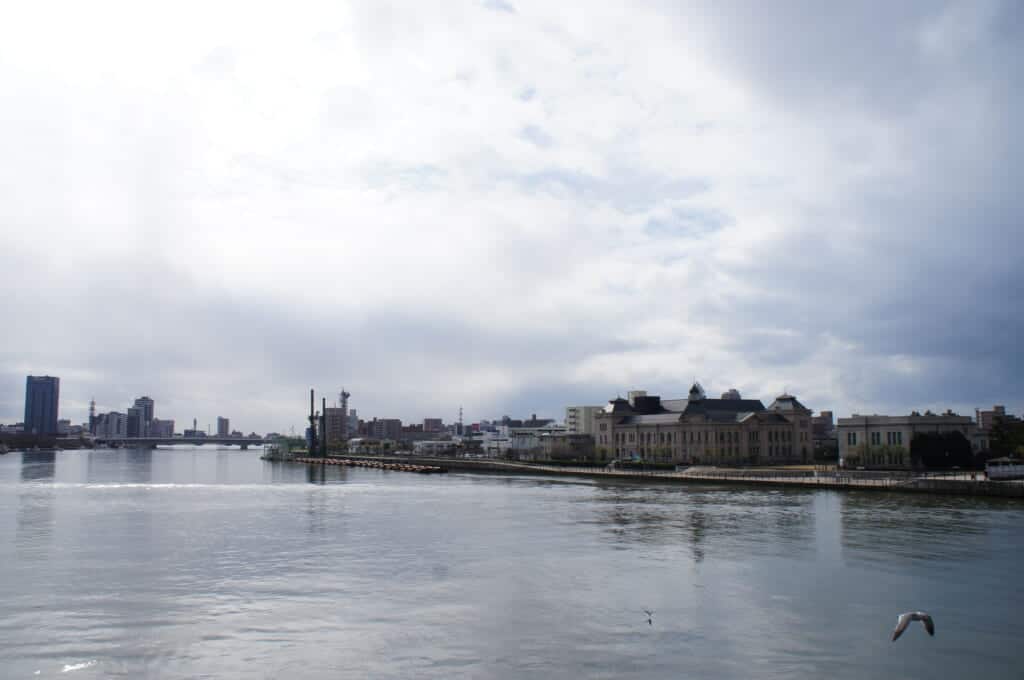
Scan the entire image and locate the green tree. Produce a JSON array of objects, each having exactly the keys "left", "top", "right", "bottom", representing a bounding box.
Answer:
[
  {"left": 910, "top": 431, "right": 972, "bottom": 469},
  {"left": 989, "top": 418, "right": 1024, "bottom": 458}
]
